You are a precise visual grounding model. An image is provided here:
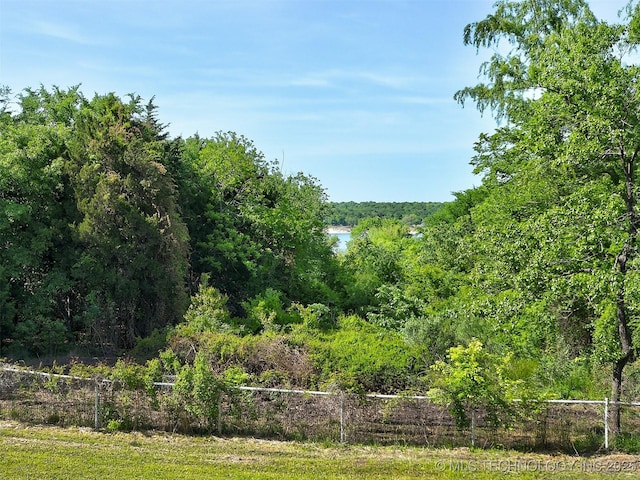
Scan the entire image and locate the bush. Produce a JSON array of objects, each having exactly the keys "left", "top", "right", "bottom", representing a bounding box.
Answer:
[
  {"left": 242, "top": 288, "right": 301, "bottom": 333},
  {"left": 109, "top": 358, "right": 162, "bottom": 396},
  {"left": 429, "top": 340, "right": 523, "bottom": 429},
  {"left": 309, "top": 315, "right": 426, "bottom": 393},
  {"left": 131, "top": 327, "right": 170, "bottom": 362},
  {"left": 183, "top": 281, "right": 233, "bottom": 333},
  {"left": 291, "top": 303, "right": 335, "bottom": 331},
  {"left": 613, "top": 433, "right": 640, "bottom": 453},
  {"left": 173, "top": 351, "right": 225, "bottom": 432}
]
